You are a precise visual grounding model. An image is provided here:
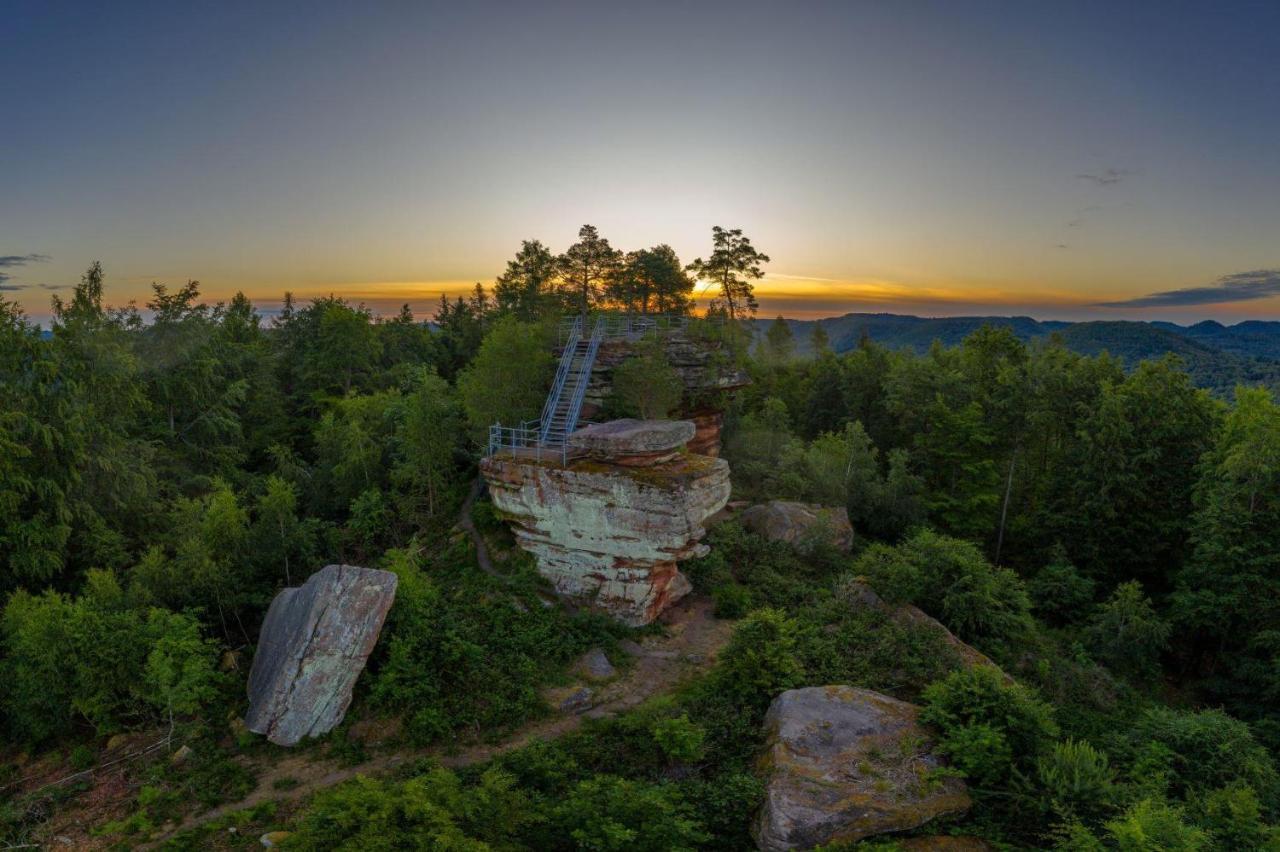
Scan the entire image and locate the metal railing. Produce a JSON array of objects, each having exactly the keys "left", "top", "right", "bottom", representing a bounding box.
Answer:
[
  {"left": 538, "top": 315, "right": 582, "bottom": 438},
  {"left": 555, "top": 311, "right": 706, "bottom": 346},
  {"left": 544, "top": 317, "right": 603, "bottom": 447}
]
